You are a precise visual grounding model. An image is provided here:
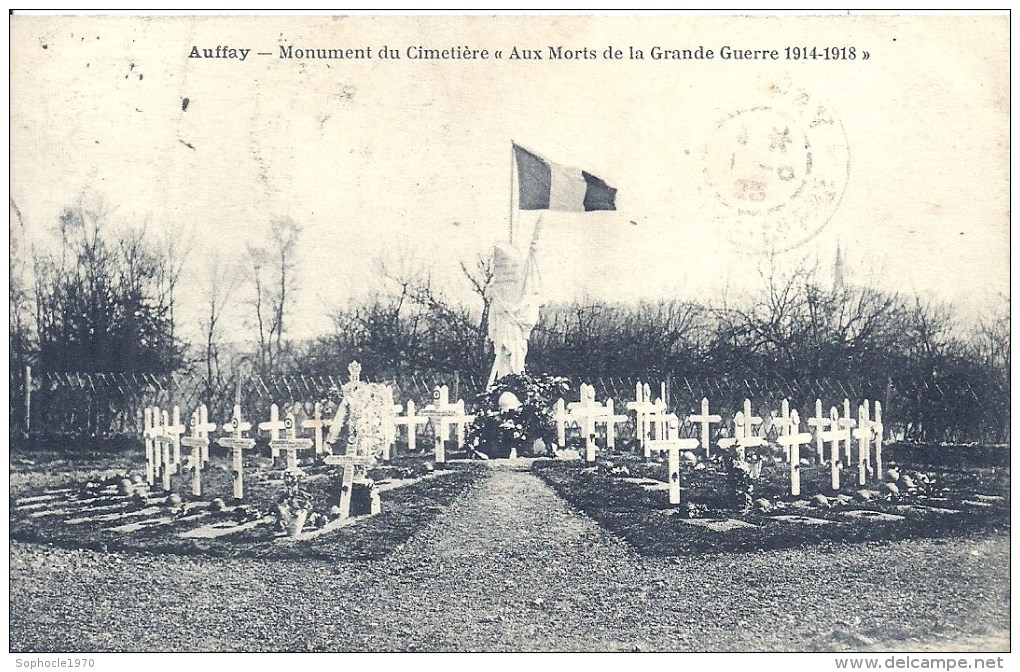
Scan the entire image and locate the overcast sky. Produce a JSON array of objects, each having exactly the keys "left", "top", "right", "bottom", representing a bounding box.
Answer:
[{"left": 10, "top": 13, "right": 1009, "bottom": 344}]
